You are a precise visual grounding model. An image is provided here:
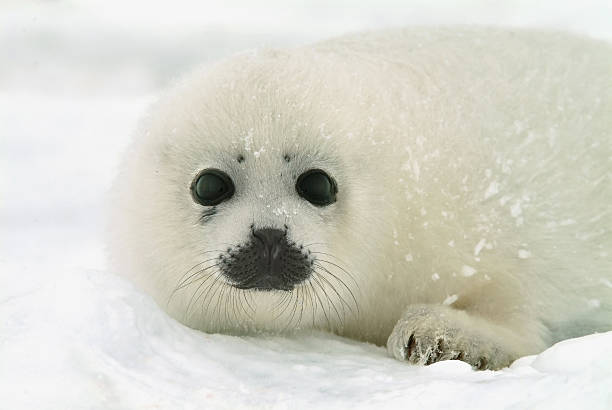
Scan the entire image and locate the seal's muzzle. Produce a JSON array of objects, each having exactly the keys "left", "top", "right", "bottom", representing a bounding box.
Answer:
[{"left": 220, "top": 228, "right": 312, "bottom": 291}]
